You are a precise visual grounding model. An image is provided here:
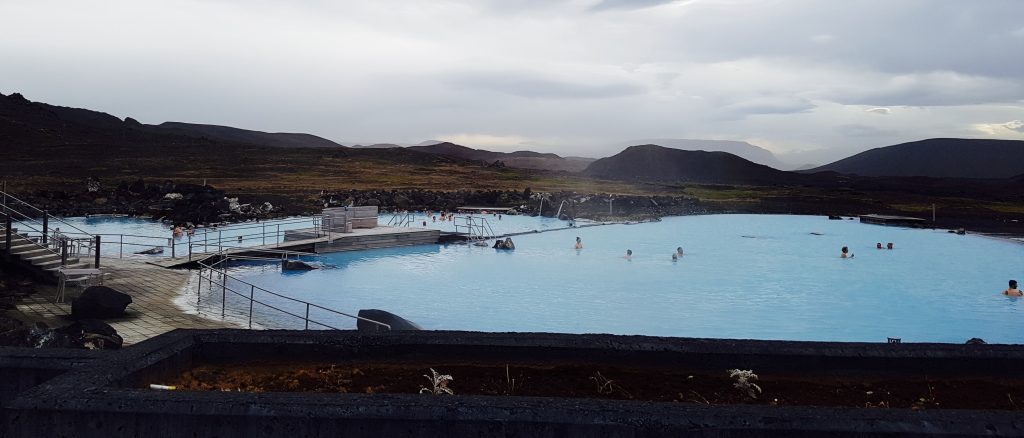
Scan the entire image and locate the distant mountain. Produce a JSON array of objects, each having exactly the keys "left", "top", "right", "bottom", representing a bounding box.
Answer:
[
  {"left": 808, "top": 138, "right": 1024, "bottom": 179},
  {"left": 0, "top": 91, "right": 345, "bottom": 149},
  {"left": 414, "top": 140, "right": 445, "bottom": 146},
  {"left": 629, "top": 139, "right": 786, "bottom": 169},
  {"left": 350, "top": 143, "right": 403, "bottom": 148},
  {"left": 583, "top": 144, "right": 801, "bottom": 185},
  {"left": 153, "top": 122, "right": 343, "bottom": 148},
  {"left": 0, "top": 91, "right": 172, "bottom": 146},
  {"left": 408, "top": 142, "right": 594, "bottom": 172}
]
